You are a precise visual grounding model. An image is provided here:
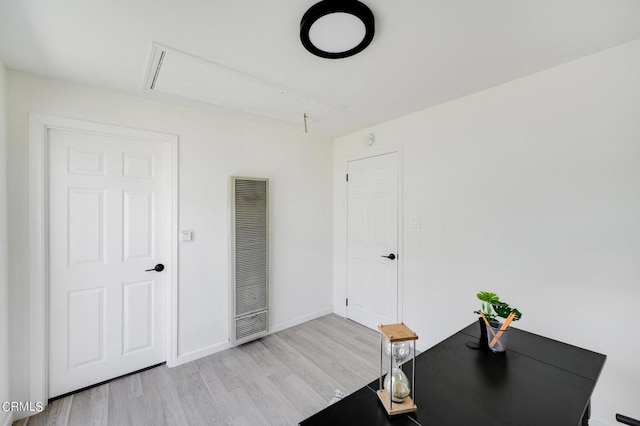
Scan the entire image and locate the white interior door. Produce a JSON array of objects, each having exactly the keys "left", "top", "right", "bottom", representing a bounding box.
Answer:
[
  {"left": 48, "top": 127, "right": 168, "bottom": 398},
  {"left": 347, "top": 152, "right": 399, "bottom": 329}
]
